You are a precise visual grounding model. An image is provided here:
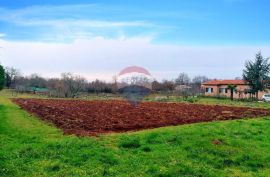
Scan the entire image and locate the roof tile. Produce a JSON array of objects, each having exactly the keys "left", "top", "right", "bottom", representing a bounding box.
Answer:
[{"left": 202, "top": 80, "right": 246, "bottom": 85}]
